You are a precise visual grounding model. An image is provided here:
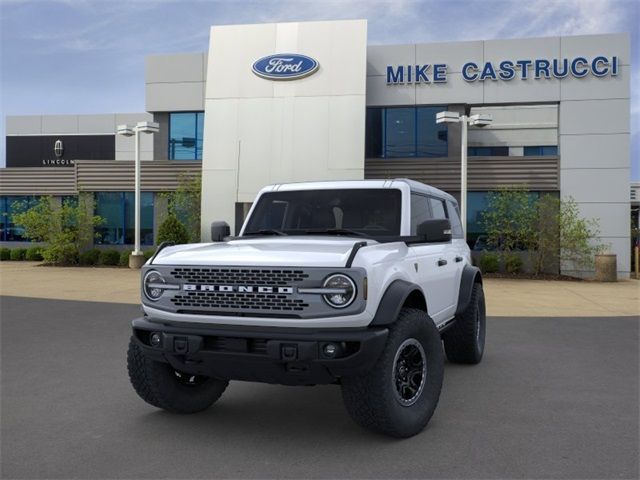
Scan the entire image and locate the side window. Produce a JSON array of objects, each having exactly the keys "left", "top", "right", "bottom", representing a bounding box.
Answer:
[
  {"left": 410, "top": 193, "right": 432, "bottom": 234},
  {"left": 446, "top": 200, "right": 464, "bottom": 238},
  {"left": 429, "top": 197, "right": 447, "bottom": 219}
]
